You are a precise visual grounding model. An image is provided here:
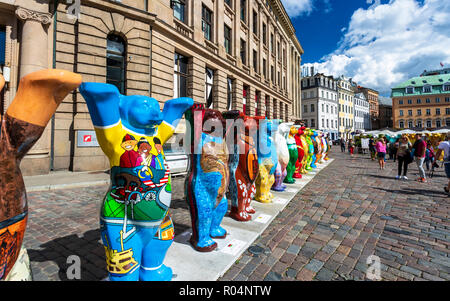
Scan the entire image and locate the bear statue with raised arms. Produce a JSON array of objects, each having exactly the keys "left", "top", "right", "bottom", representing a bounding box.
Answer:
[
  {"left": 184, "top": 104, "right": 229, "bottom": 252},
  {"left": 0, "top": 70, "right": 81, "bottom": 280},
  {"left": 79, "top": 82, "right": 193, "bottom": 281},
  {"left": 224, "top": 112, "right": 260, "bottom": 222},
  {"left": 271, "top": 122, "right": 292, "bottom": 192},
  {"left": 254, "top": 119, "right": 278, "bottom": 203}
]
